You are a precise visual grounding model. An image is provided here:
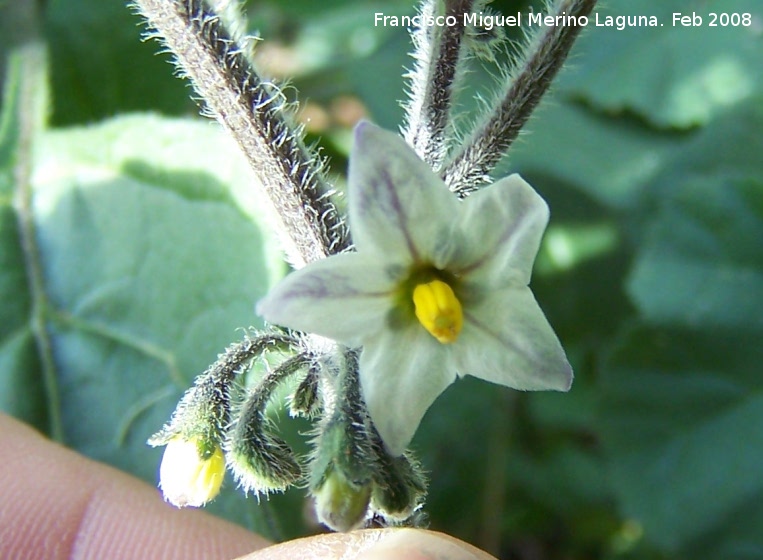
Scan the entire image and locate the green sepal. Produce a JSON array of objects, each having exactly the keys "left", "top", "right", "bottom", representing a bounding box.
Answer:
[{"left": 371, "top": 448, "right": 427, "bottom": 521}]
